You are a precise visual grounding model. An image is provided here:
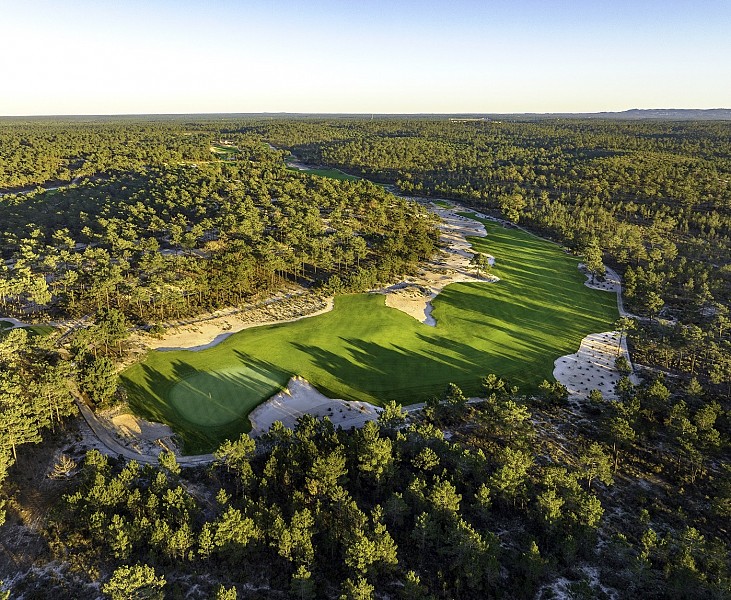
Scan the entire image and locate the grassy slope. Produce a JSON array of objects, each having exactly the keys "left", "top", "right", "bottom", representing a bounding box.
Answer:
[{"left": 121, "top": 217, "right": 617, "bottom": 452}]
